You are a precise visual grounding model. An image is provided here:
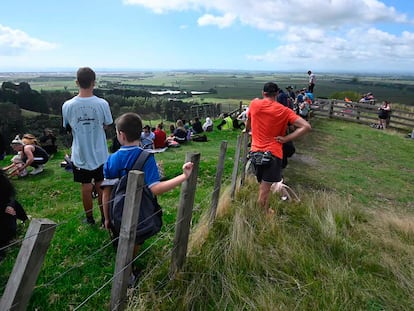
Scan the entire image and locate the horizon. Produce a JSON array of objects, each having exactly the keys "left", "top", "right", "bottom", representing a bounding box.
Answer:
[{"left": 1, "top": 68, "right": 414, "bottom": 78}]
